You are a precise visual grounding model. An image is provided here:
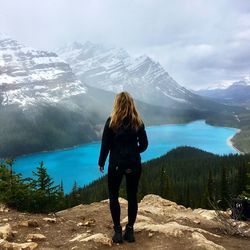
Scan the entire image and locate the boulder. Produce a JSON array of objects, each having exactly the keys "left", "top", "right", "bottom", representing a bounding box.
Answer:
[
  {"left": 0, "top": 204, "right": 9, "bottom": 213},
  {"left": 42, "top": 218, "right": 56, "bottom": 223},
  {"left": 138, "top": 194, "right": 186, "bottom": 216},
  {"left": 19, "top": 220, "right": 39, "bottom": 228},
  {"left": 26, "top": 233, "right": 46, "bottom": 241},
  {"left": 82, "top": 233, "right": 112, "bottom": 246},
  {"left": 101, "top": 197, "right": 128, "bottom": 205},
  {"left": 121, "top": 214, "right": 153, "bottom": 224},
  {"left": 0, "top": 239, "right": 38, "bottom": 250},
  {"left": 191, "top": 232, "right": 225, "bottom": 250},
  {"left": 83, "top": 219, "right": 95, "bottom": 227},
  {"left": 70, "top": 232, "right": 112, "bottom": 246},
  {"left": 135, "top": 221, "right": 219, "bottom": 237},
  {"left": 28, "top": 220, "right": 39, "bottom": 228},
  {"left": 70, "top": 233, "right": 90, "bottom": 242},
  {"left": 0, "top": 224, "right": 13, "bottom": 240}
]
